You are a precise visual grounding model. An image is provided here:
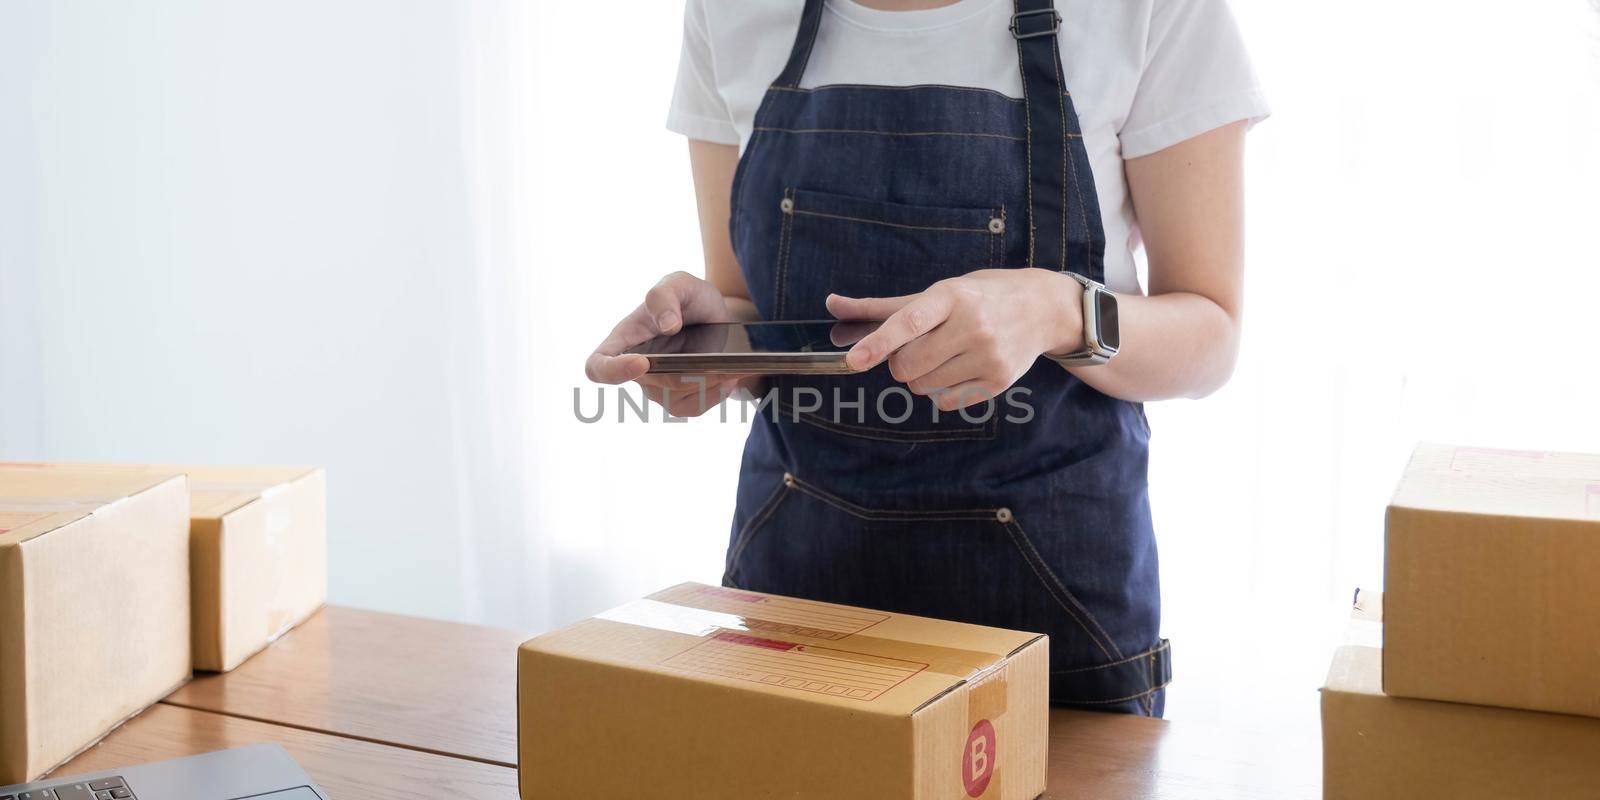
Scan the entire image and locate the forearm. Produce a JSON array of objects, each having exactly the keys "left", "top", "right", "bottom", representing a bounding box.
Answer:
[
  {"left": 1064, "top": 289, "right": 1240, "bottom": 402},
  {"left": 1074, "top": 121, "right": 1248, "bottom": 402}
]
